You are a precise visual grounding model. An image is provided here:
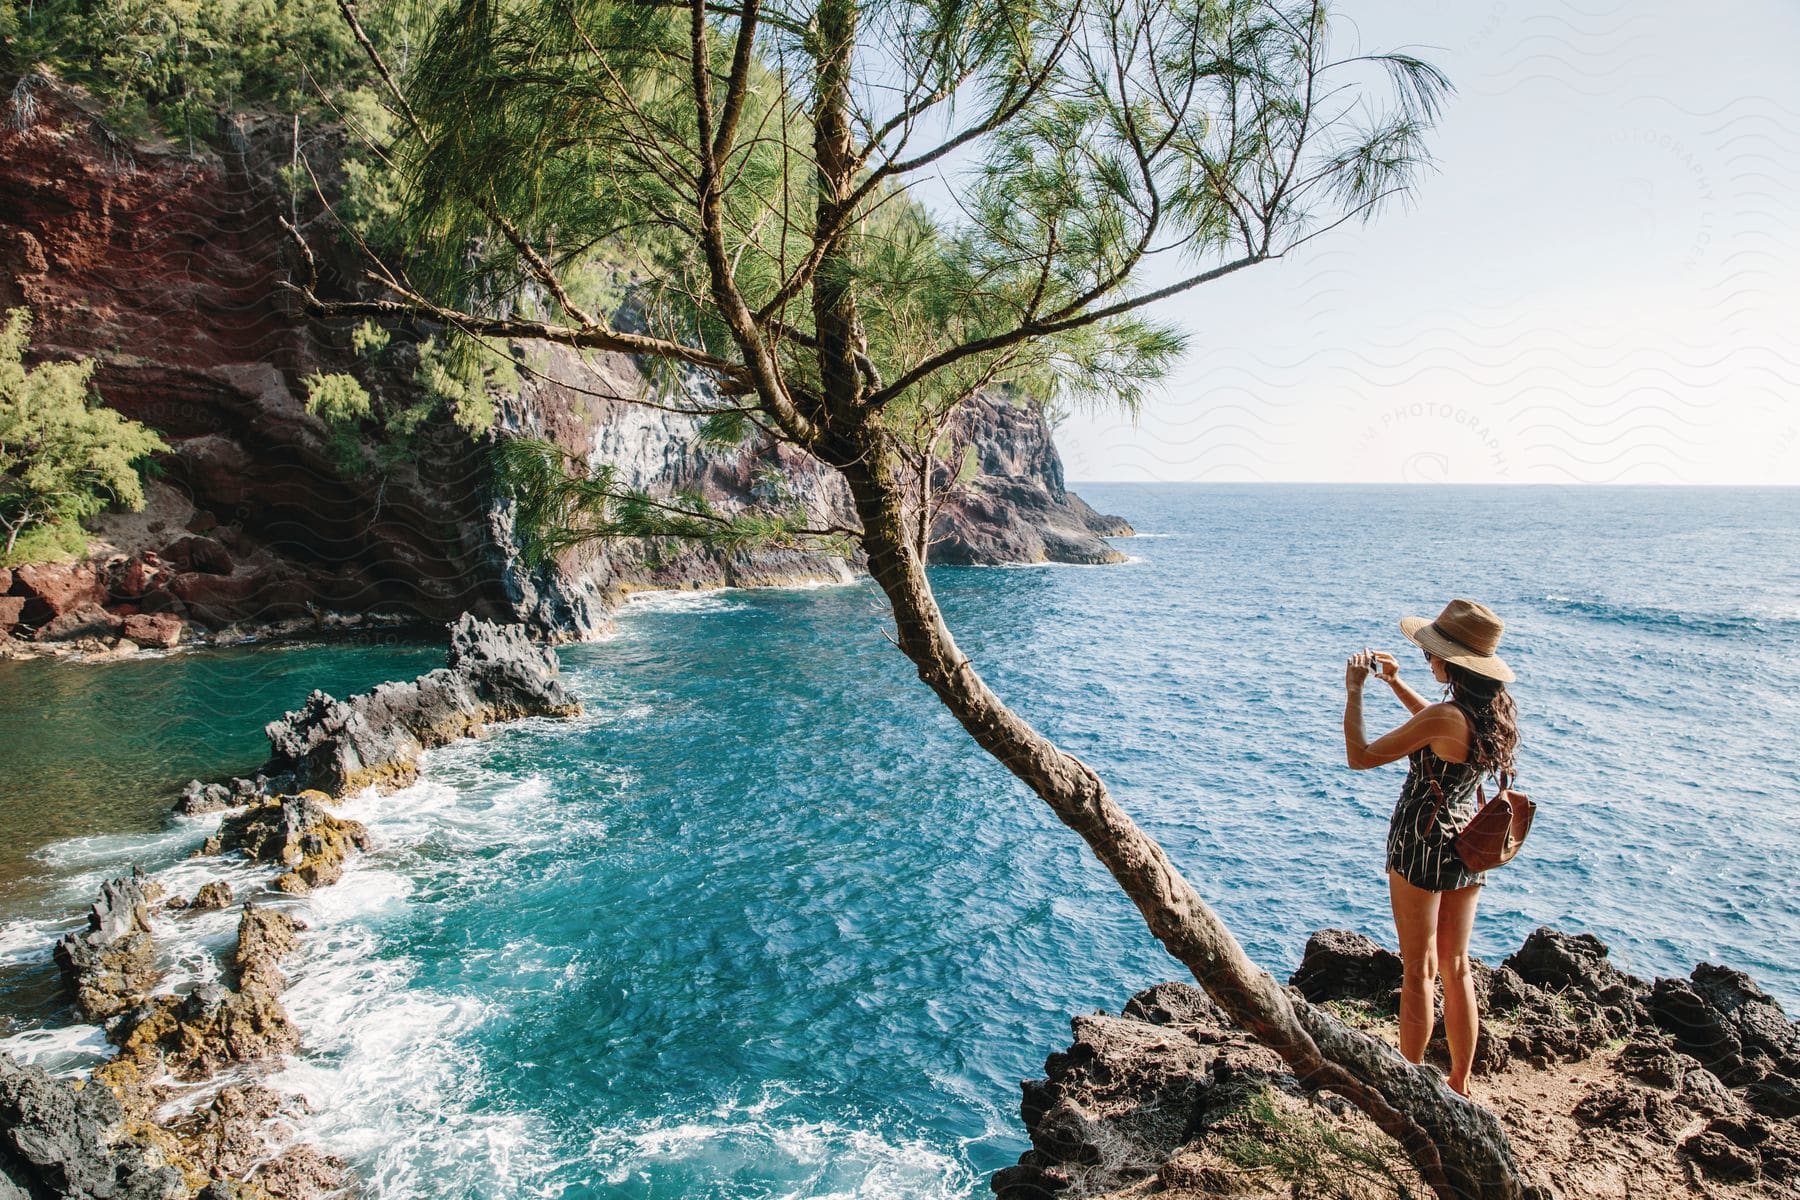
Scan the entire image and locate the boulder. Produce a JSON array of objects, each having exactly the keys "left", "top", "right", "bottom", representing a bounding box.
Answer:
[
  {"left": 108, "top": 551, "right": 171, "bottom": 601},
  {"left": 120, "top": 612, "right": 183, "bottom": 647},
  {"left": 0, "top": 596, "right": 22, "bottom": 631},
  {"left": 191, "top": 881, "right": 234, "bottom": 910},
  {"left": 175, "top": 775, "right": 261, "bottom": 816},
  {"left": 1288, "top": 929, "right": 1403, "bottom": 1007},
  {"left": 52, "top": 868, "right": 161, "bottom": 1021},
  {"left": 0, "top": 1050, "right": 184, "bottom": 1200},
  {"left": 9, "top": 560, "right": 107, "bottom": 626},
  {"left": 32, "top": 601, "right": 124, "bottom": 643},
  {"left": 177, "top": 780, "right": 234, "bottom": 815},
  {"left": 1493, "top": 928, "right": 1650, "bottom": 1064},
  {"left": 1650, "top": 963, "right": 1800, "bottom": 1117},
  {"left": 161, "top": 534, "right": 235, "bottom": 576},
  {"left": 1503, "top": 928, "right": 1649, "bottom": 1021}
]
